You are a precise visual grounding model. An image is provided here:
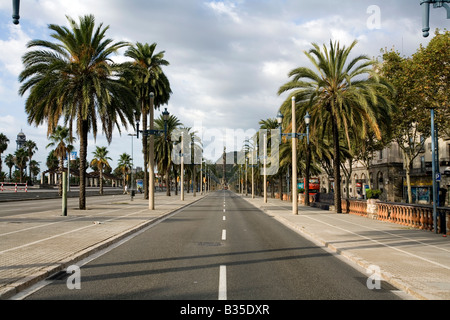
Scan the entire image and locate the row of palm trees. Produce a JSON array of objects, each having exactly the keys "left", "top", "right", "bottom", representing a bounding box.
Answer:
[
  {"left": 0, "top": 133, "right": 40, "bottom": 183},
  {"left": 233, "top": 40, "right": 394, "bottom": 213},
  {"left": 17, "top": 14, "right": 395, "bottom": 212},
  {"left": 18, "top": 15, "right": 173, "bottom": 209}
]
